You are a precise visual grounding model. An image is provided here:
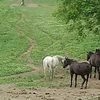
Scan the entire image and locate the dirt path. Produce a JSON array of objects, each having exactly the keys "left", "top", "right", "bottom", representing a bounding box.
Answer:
[
  {"left": 16, "top": 13, "right": 36, "bottom": 62},
  {"left": 0, "top": 12, "right": 42, "bottom": 79}
]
